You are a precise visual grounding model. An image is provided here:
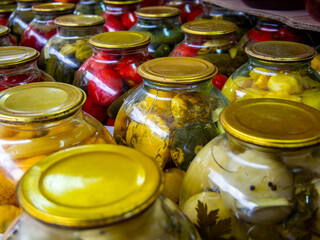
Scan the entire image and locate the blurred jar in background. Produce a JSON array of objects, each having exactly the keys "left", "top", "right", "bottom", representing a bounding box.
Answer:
[
  {"left": 165, "top": 0, "right": 204, "bottom": 24},
  {"left": 74, "top": 0, "right": 105, "bottom": 15},
  {"left": 0, "top": 26, "right": 17, "bottom": 46},
  {"left": 0, "top": 0, "right": 16, "bottom": 26}
]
